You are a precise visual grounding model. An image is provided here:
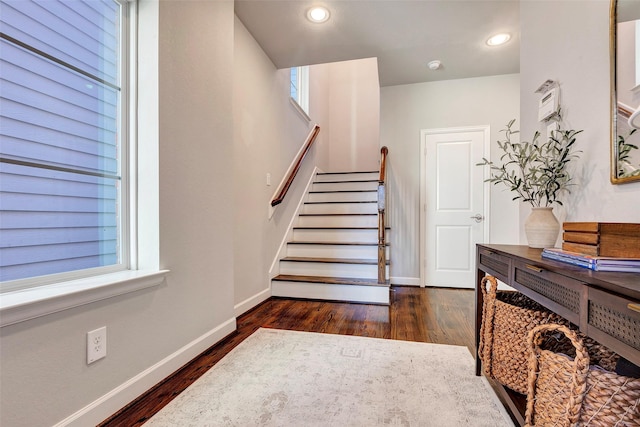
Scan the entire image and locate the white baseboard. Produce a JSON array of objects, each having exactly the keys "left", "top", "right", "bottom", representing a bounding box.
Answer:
[
  {"left": 54, "top": 317, "right": 237, "bottom": 427},
  {"left": 234, "top": 287, "right": 271, "bottom": 317},
  {"left": 390, "top": 276, "right": 420, "bottom": 286}
]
